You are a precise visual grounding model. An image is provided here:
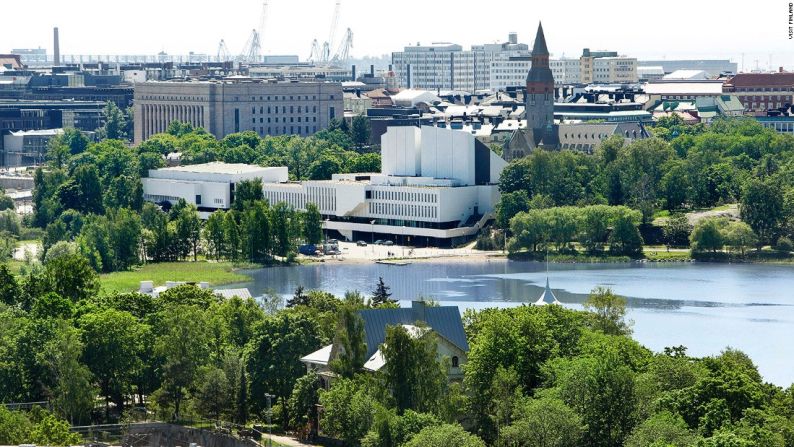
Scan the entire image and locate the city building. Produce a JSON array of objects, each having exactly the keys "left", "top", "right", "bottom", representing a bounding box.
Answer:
[
  {"left": 392, "top": 36, "right": 636, "bottom": 92},
  {"left": 722, "top": 72, "right": 794, "bottom": 114},
  {"left": 638, "top": 59, "right": 737, "bottom": 77},
  {"left": 757, "top": 116, "right": 794, "bottom": 134},
  {"left": 141, "top": 162, "right": 287, "bottom": 216},
  {"left": 391, "top": 34, "right": 531, "bottom": 92},
  {"left": 3, "top": 129, "right": 63, "bottom": 167},
  {"left": 261, "top": 125, "right": 506, "bottom": 246},
  {"left": 10, "top": 48, "right": 48, "bottom": 65},
  {"left": 0, "top": 99, "right": 105, "bottom": 167},
  {"left": 502, "top": 24, "right": 650, "bottom": 160},
  {"left": 133, "top": 78, "right": 343, "bottom": 143},
  {"left": 301, "top": 301, "right": 469, "bottom": 386},
  {"left": 644, "top": 79, "right": 726, "bottom": 101}
]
